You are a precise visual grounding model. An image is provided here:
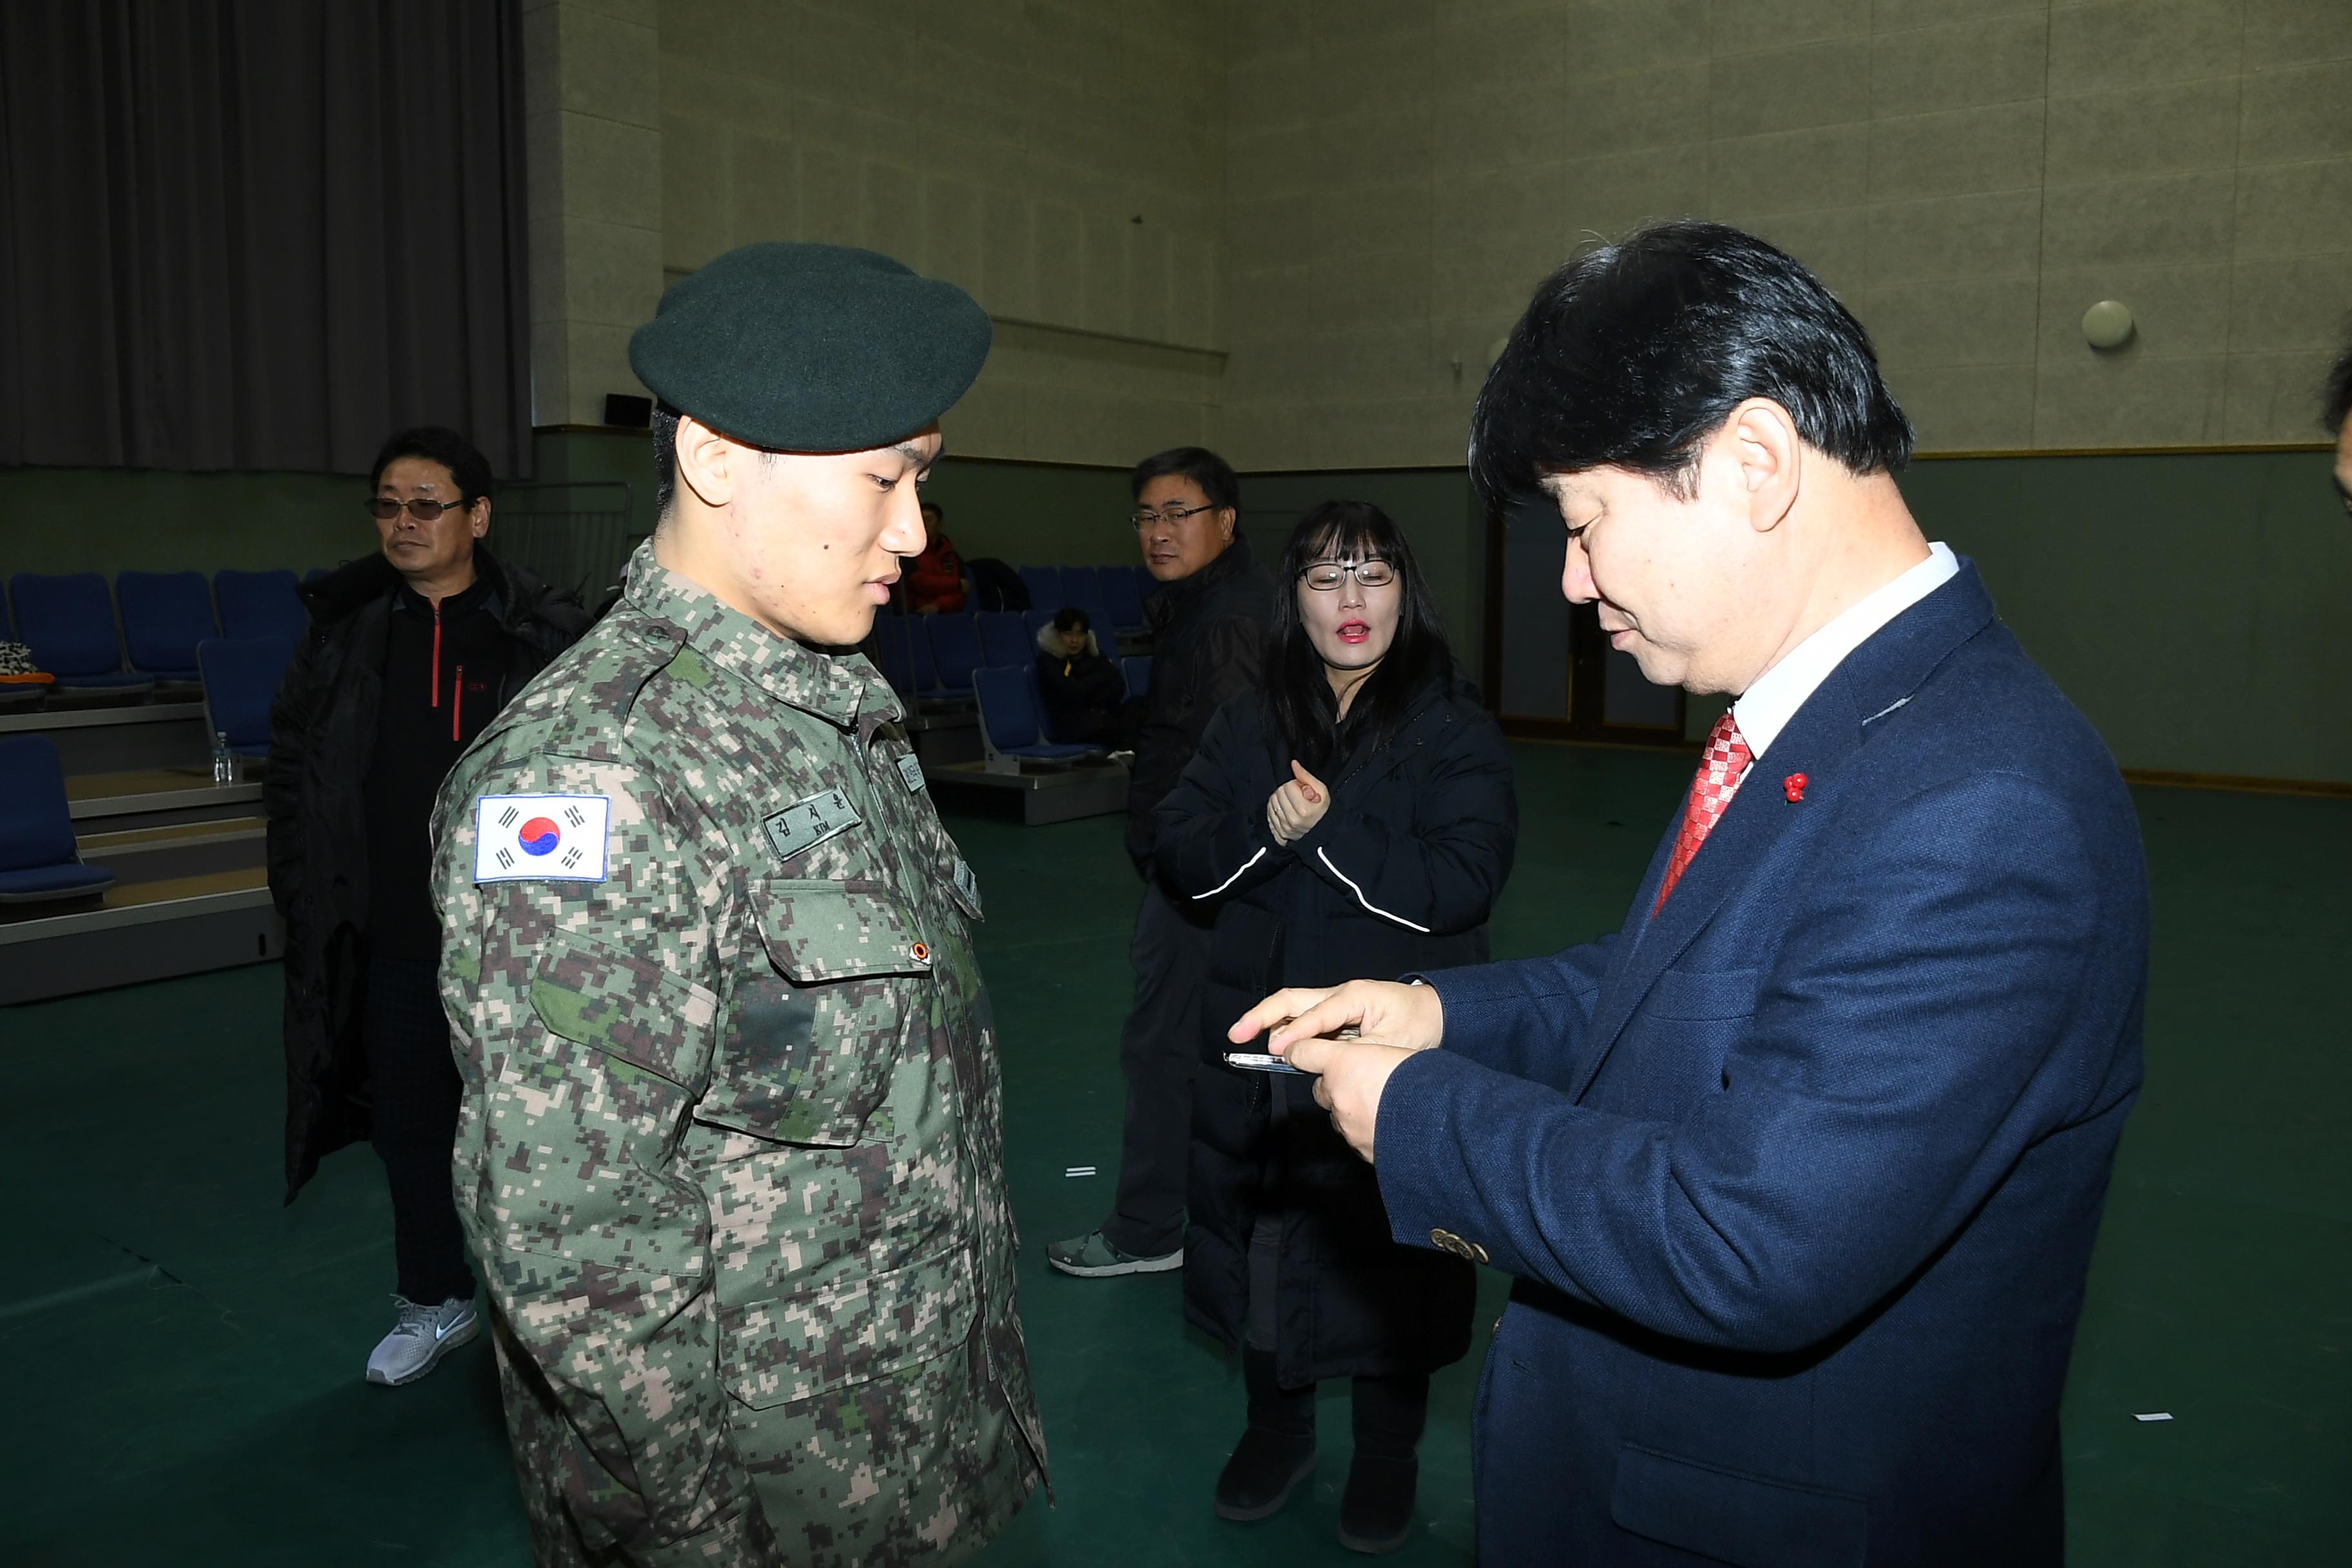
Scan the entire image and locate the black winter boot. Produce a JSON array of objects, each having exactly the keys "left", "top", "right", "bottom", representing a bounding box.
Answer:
[
  {"left": 1213, "top": 1347, "right": 1317, "bottom": 1522},
  {"left": 1339, "top": 1372, "right": 1428, "bottom": 1554}
]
